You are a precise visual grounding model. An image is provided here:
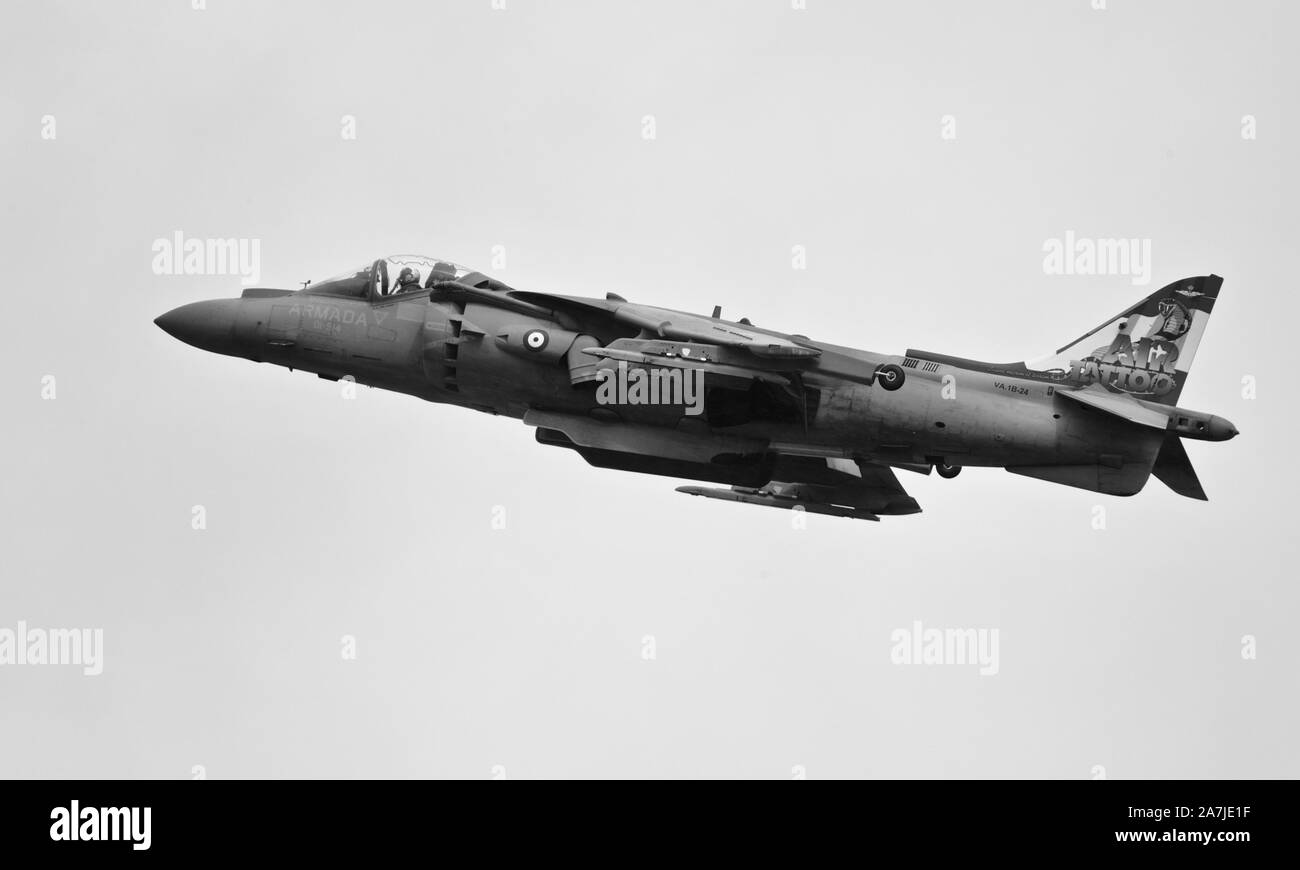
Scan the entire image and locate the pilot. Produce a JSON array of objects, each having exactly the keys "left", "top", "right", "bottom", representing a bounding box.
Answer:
[{"left": 395, "top": 266, "right": 422, "bottom": 293}]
